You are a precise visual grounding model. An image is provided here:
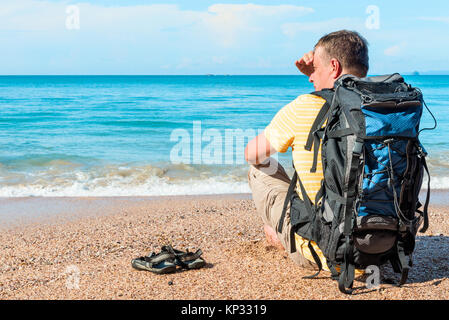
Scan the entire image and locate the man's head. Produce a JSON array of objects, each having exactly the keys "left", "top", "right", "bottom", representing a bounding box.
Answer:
[{"left": 309, "top": 30, "right": 369, "bottom": 91}]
